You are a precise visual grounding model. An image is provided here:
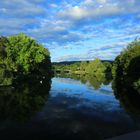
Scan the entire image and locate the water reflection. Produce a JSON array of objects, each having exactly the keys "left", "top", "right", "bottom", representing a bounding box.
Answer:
[
  {"left": 56, "top": 73, "right": 140, "bottom": 118},
  {"left": 55, "top": 73, "right": 112, "bottom": 90},
  {"left": 112, "top": 80, "right": 140, "bottom": 117},
  {"left": 50, "top": 74, "right": 140, "bottom": 139},
  {"left": 0, "top": 74, "right": 140, "bottom": 140},
  {"left": 39, "top": 77, "right": 138, "bottom": 139},
  {"left": 0, "top": 77, "right": 51, "bottom": 122}
]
